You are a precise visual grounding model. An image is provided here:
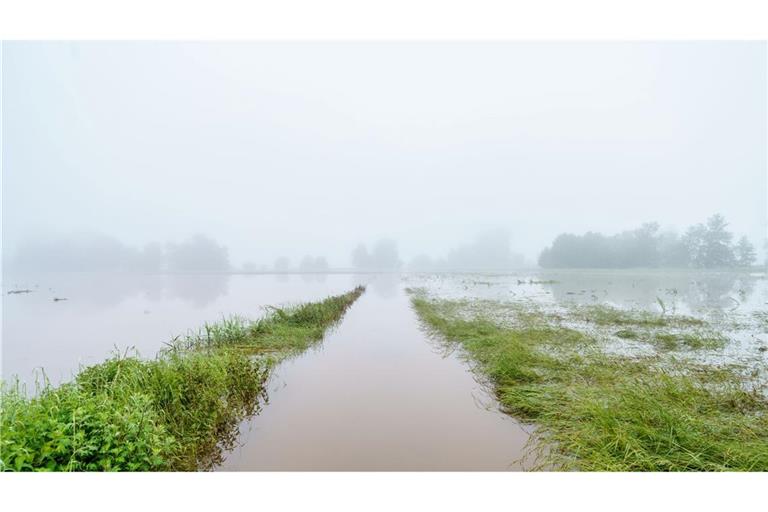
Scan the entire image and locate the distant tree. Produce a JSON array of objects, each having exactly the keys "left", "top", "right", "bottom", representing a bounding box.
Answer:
[
  {"left": 273, "top": 256, "right": 291, "bottom": 272},
  {"left": 299, "top": 255, "right": 329, "bottom": 272},
  {"left": 700, "top": 214, "right": 735, "bottom": 268},
  {"left": 135, "top": 242, "right": 165, "bottom": 272},
  {"left": 10, "top": 233, "right": 139, "bottom": 272},
  {"left": 369, "top": 239, "right": 401, "bottom": 270},
  {"left": 314, "top": 256, "right": 329, "bottom": 272},
  {"left": 443, "top": 231, "right": 524, "bottom": 270},
  {"left": 241, "top": 261, "right": 259, "bottom": 273},
  {"left": 632, "top": 222, "right": 661, "bottom": 267},
  {"left": 166, "top": 235, "right": 230, "bottom": 272},
  {"left": 539, "top": 232, "right": 612, "bottom": 268},
  {"left": 537, "top": 247, "right": 553, "bottom": 268},
  {"left": 735, "top": 236, "right": 757, "bottom": 267},
  {"left": 299, "top": 255, "right": 314, "bottom": 272},
  {"left": 351, "top": 240, "right": 401, "bottom": 270},
  {"left": 351, "top": 244, "right": 370, "bottom": 269},
  {"left": 539, "top": 214, "right": 740, "bottom": 269},
  {"left": 657, "top": 231, "right": 689, "bottom": 267},
  {"left": 682, "top": 224, "right": 708, "bottom": 268},
  {"left": 764, "top": 238, "right": 768, "bottom": 267}
]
